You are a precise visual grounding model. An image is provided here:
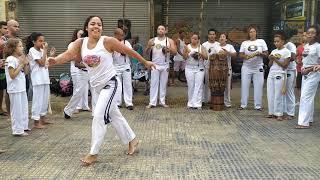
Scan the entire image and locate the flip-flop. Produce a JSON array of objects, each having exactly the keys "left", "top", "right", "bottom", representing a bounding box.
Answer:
[{"left": 295, "top": 125, "right": 310, "bottom": 129}]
